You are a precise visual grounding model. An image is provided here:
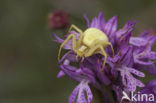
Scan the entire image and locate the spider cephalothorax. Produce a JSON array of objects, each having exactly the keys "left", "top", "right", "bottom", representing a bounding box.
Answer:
[{"left": 58, "top": 24, "right": 114, "bottom": 71}]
